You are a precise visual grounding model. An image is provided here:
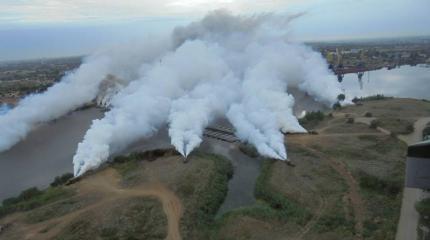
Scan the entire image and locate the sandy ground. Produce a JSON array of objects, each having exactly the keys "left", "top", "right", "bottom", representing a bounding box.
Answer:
[{"left": 0, "top": 168, "right": 183, "bottom": 240}]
